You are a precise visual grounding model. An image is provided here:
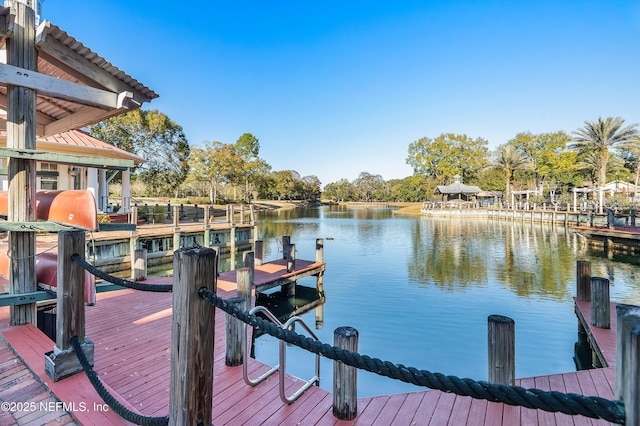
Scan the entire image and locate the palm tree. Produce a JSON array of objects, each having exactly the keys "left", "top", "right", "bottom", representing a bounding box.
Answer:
[
  {"left": 488, "top": 144, "right": 531, "bottom": 200},
  {"left": 619, "top": 135, "right": 640, "bottom": 186},
  {"left": 570, "top": 117, "right": 638, "bottom": 187}
]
